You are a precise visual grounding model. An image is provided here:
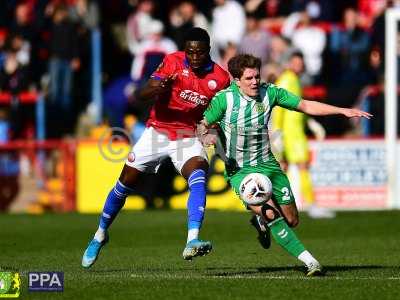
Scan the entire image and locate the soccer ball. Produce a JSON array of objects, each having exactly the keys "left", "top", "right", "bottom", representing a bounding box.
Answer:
[{"left": 239, "top": 173, "right": 272, "bottom": 206}]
